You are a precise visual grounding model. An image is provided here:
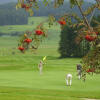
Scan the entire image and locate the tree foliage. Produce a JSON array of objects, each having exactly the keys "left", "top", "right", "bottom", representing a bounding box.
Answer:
[
  {"left": 16, "top": 0, "right": 100, "bottom": 80},
  {"left": 59, "top": 23, "right": 90, "bottom": 58},
  {"left": 0, "top": 3, "right": 28, "bottom": 25}
]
